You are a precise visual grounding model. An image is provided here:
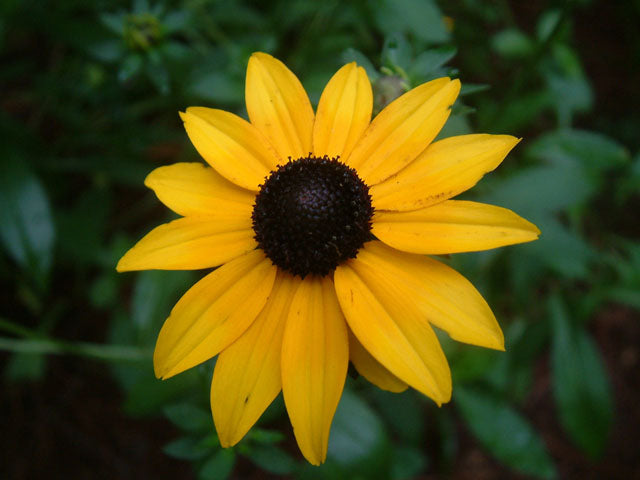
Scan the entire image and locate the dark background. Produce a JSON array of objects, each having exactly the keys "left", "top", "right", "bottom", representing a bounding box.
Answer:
[{"left": 2, "top": 1, "right": 639, "bottom": 478}]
